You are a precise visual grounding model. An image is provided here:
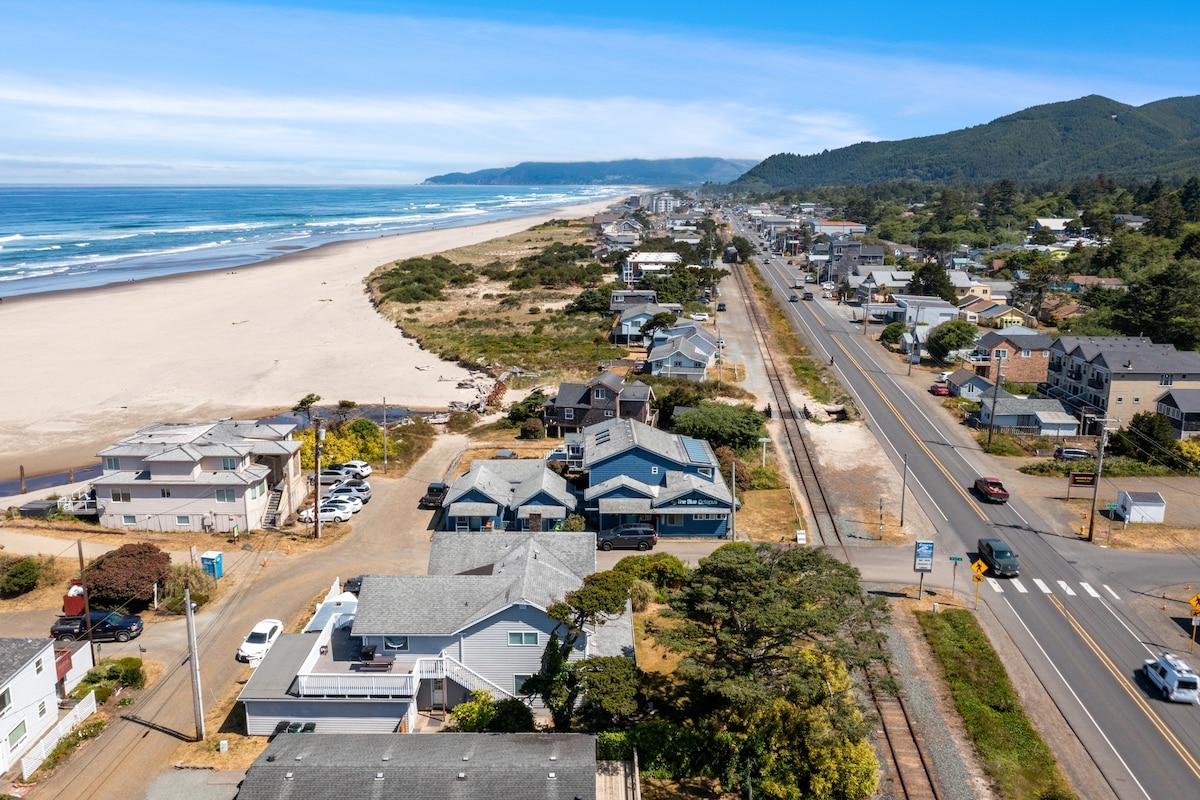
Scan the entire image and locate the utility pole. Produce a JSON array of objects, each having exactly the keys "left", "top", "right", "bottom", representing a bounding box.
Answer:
[
  {"left": 1087, "top": 424, "right": 1114, "bottom": 542},
  {"left": 184, "top": 588, "right": 206, "bottom": 741},
  {"left": 313, "top": 414, "right": 323, "bottom": 540},
  {"left": 382, "top": 397, "right": 388, "bottom": 474},
  {"left": 730, "top": 461, "right": 737, "bottom": 542},
  {"left": 900, "top": 453, "right": 909, "bottom": 527},
  {"left": 985, "top": 357, "right": 1006, "bottom": 449},
  {"left": 77, "top": 539, "right": 96, "bottom": 665}
]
